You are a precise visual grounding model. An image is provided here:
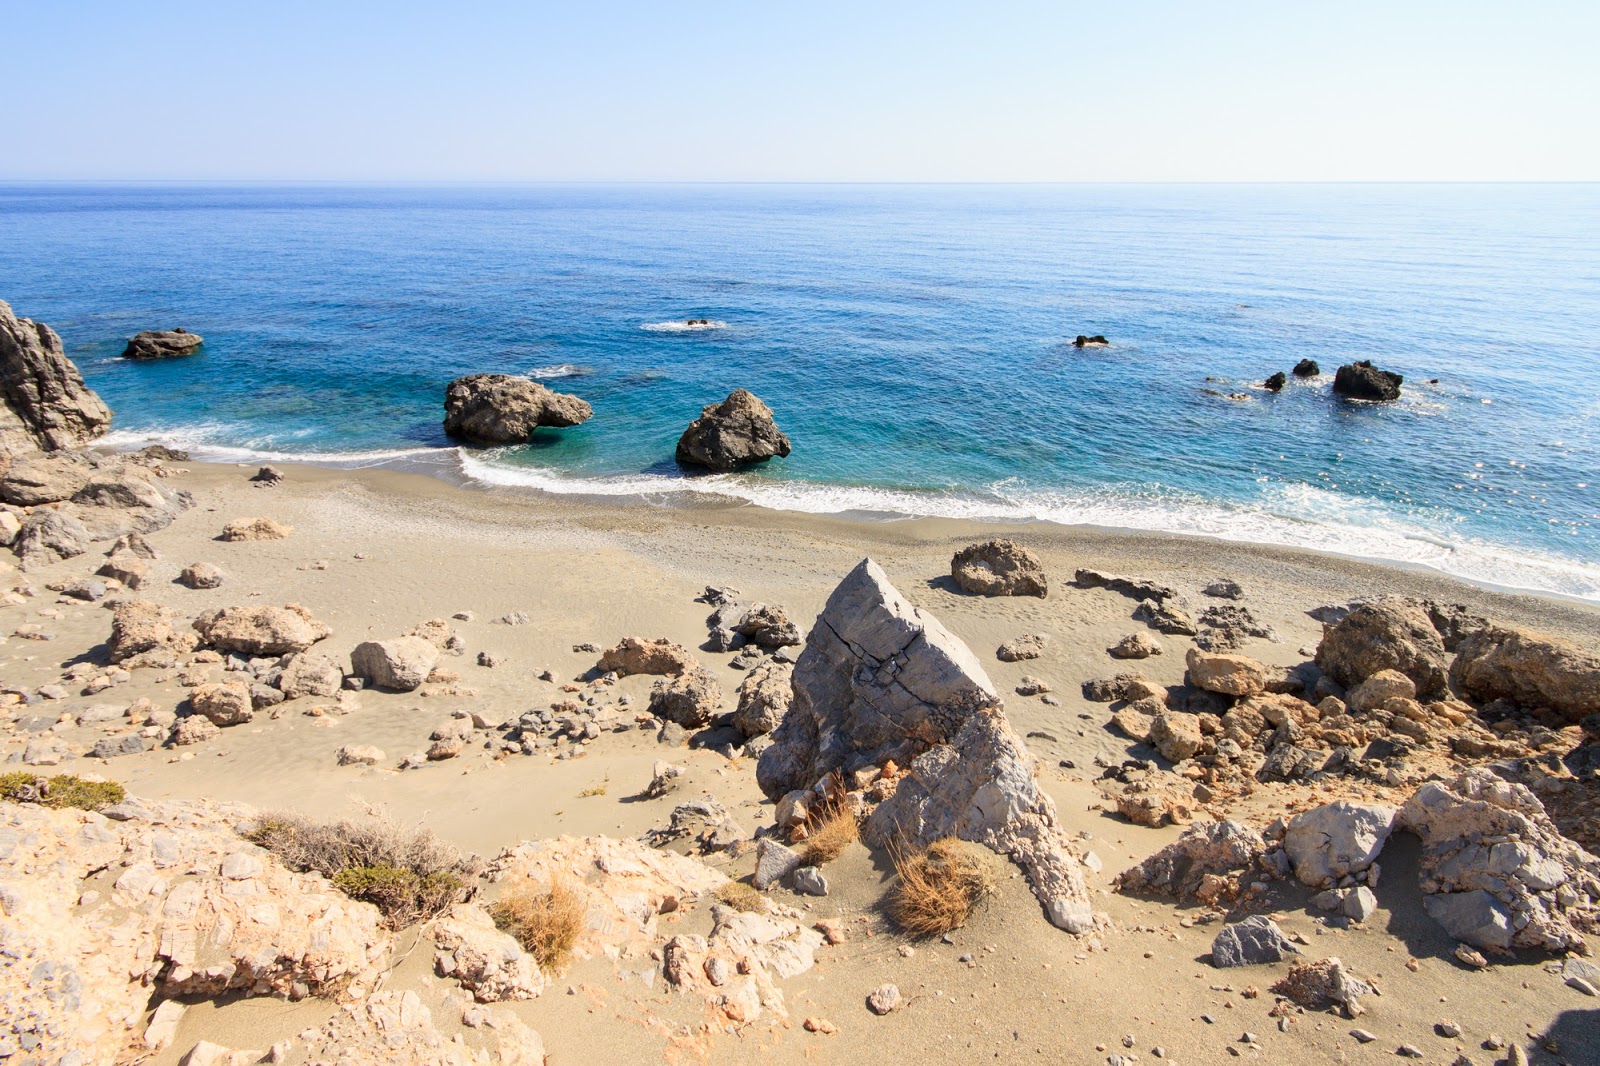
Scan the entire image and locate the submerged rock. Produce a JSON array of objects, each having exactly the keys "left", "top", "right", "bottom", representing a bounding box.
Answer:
[
  {"left": 443, "top": 373, "right": 592, "bottom": 444},
  {"left": 0, "top": 298, "right": 113, "bottom": 457},
  {"left": 951, "top": 539, "right": 1048, "bottom": 597},
  {"left": 1332, "top": 360, "right": 1403, "bottom": 401},
  {"left": 675, "top": 388, "right": 791, "bottom": 470},
  {"left": 122, "top": 328, "right": 204, "bottom": 359}
]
